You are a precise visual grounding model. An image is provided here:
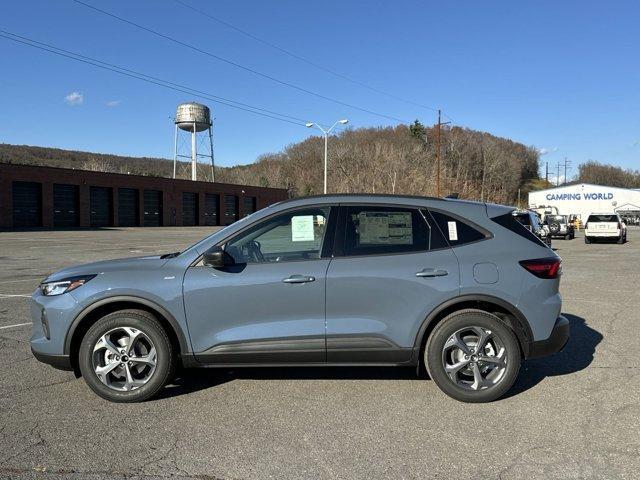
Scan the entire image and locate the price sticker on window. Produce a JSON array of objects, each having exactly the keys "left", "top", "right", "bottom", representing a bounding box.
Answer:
[
  {"left": 291, "top": 215, "right": 315, "bottom": 242},
  {"left": 447, "top": 221, "right": 458, "bottom": 241}
]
